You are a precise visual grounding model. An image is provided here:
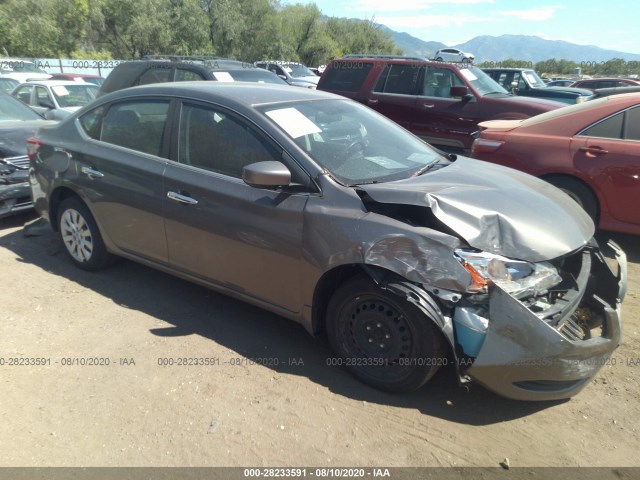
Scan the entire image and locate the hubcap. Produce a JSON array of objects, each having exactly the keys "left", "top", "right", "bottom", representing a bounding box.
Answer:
[
  {"left": 61, "top": 209, "right": 93, "bottom": 263},
  {"left": 347, "top": 299, "right": 412, "bottom": 364}
]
